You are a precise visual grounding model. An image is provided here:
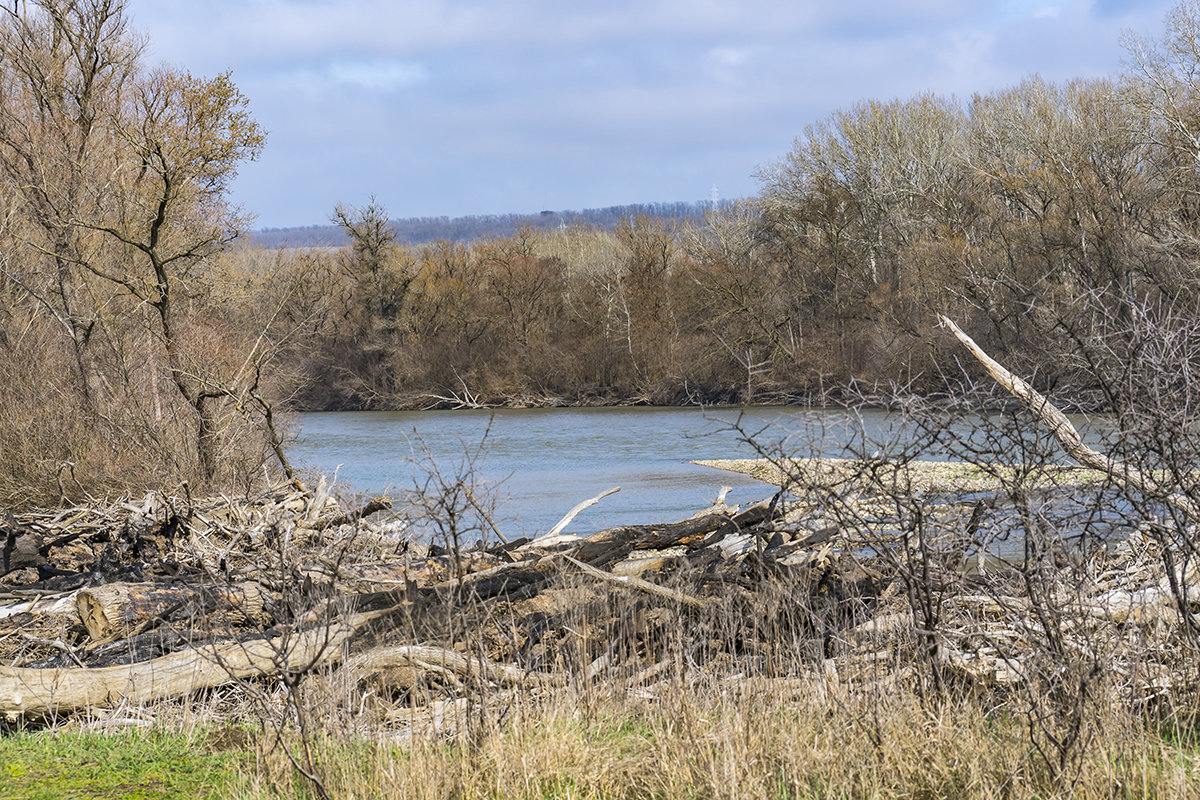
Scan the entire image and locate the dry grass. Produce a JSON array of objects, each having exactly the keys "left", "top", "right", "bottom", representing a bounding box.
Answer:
[
  {"left": 12, "top": 632, "right": 1198, "bottom": 800},
  {"left": 206, "top": 675, "right": 1200, "bottom": 800},
  {"left": 6, "top": 455, "right": 1200, "bottom": 799}
]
